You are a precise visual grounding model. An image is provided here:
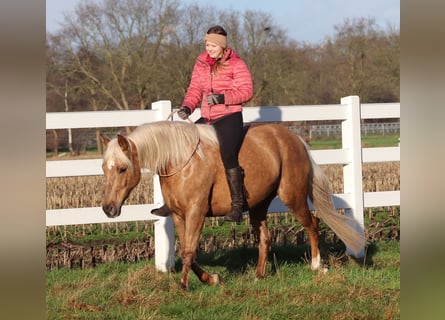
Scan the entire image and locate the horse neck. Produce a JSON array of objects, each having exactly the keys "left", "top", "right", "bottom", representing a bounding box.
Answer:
[
  {"left": 128, "top": 122, "right": 218, "bottom": 174},
  {"left": 128, "top": 124, "right": 185, "bottom": 173}
]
